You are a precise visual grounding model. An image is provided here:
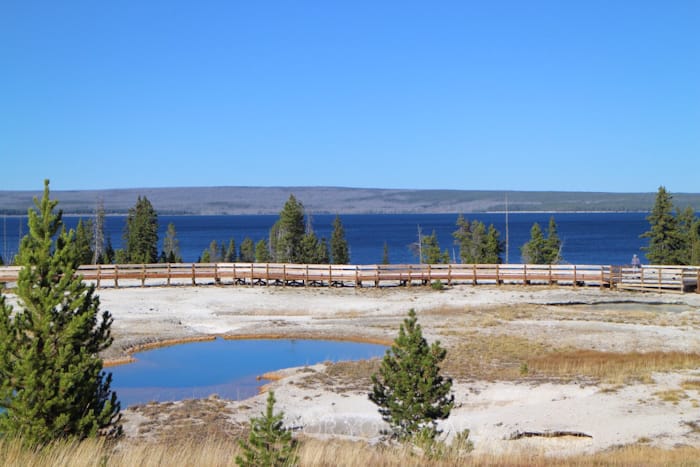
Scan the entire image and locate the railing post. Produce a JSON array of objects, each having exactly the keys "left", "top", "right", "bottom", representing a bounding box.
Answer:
[
  {"left": 472, "top": 264, "right": 477, "bottom": 285},
  {"left": 448, "top": 263, "right": 452, "bottom": 286},
  {"left": 250, "top": 263, "right": 254, "bottom": 287},
  {"left": 266, "top": 263, "right": 270, "bottom": 286},
  {"left": 573, "top": 265, "right": 577, "bottom": 288},
  {"left": 548, "top": 264, "right": 553, "bottom": 285},
  {"left": 114, "top": 264, "right": 119, "bottom": 288},
  {"left": 305, "top": 264, "right": 309, "bottom": 287},
  {"left": 355, "top": 265, "right": 360, "bottom": 288},
  {"left": 167, "top": 263, "right": 171, "bottom": 286},
  {"left": 96, "top": 264, "right": 101, "bottom": 288},
  {"left": 214, "top": 263, "right": 219, "bottom": 285},
  {"left": 191, "top": 263, "right": 196, "bottom": 286},
  {"left": 523, "top": 264, "right": 528, "bottom": 286}
]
